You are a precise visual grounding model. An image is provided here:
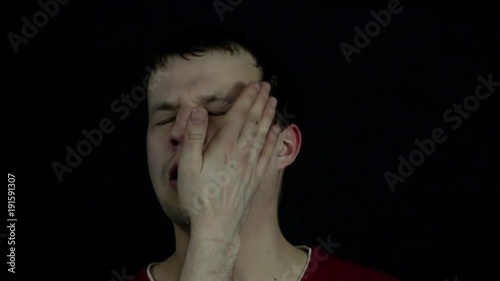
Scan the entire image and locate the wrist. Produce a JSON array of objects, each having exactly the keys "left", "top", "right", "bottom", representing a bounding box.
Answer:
[
  {"left": 189, "top": 231, "right": 240, "bottom": 249},
  {"left": 190, "top": 220, "right": 241, "bottom": 241}
]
